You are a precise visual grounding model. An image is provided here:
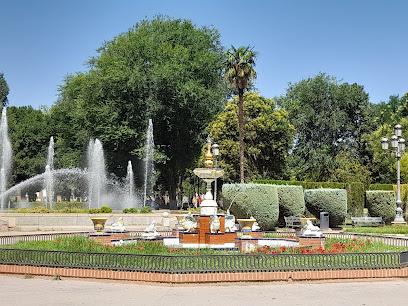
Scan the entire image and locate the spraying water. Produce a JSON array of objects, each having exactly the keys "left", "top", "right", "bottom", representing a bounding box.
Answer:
[
  {"left": 143, "top": 119, "right": 155, "bottom": 207},
  {"left": 87, "top": 138, "right": 106, "bottom": 209},
  {"left": 0, "top": 108, "right": 12, "bottom": 211},
  {"left": 125, "top": 160, "right": 136, "bottom": 209},
  {"left": 44, "top": 137, "right": 54, "bottom": 209}
]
